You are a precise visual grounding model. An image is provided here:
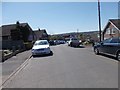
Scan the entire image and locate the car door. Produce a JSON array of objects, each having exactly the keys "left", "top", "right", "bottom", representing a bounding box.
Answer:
[
  {"left": 99, "top": 38, "right": 111, "bottom": 53},
  {"left": 107, "top": 37, "right": 120, "bottom": 55}
]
